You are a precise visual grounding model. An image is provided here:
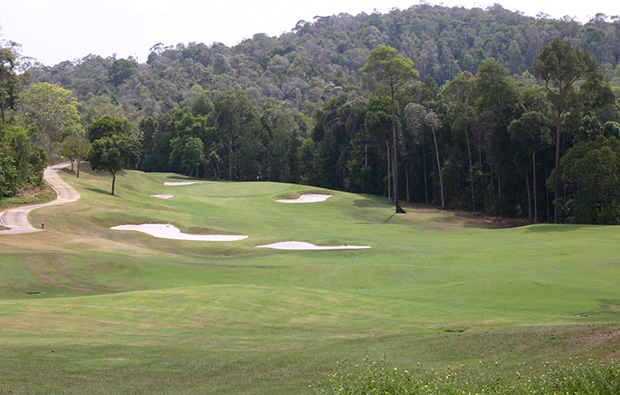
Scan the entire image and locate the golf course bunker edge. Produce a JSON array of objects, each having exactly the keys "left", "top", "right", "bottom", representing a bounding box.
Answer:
[
  {"left": 275, "top": 194, "right": 332, "bottom": 203},
  {"left": 257, "top": 241, "right": 371, "bottom": 250},
  {"left": 164, "top": 181, "right": 203, "bottom": 186},
  {"left": 111, "top": 224, "right": 248, "bottom": 241}
]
